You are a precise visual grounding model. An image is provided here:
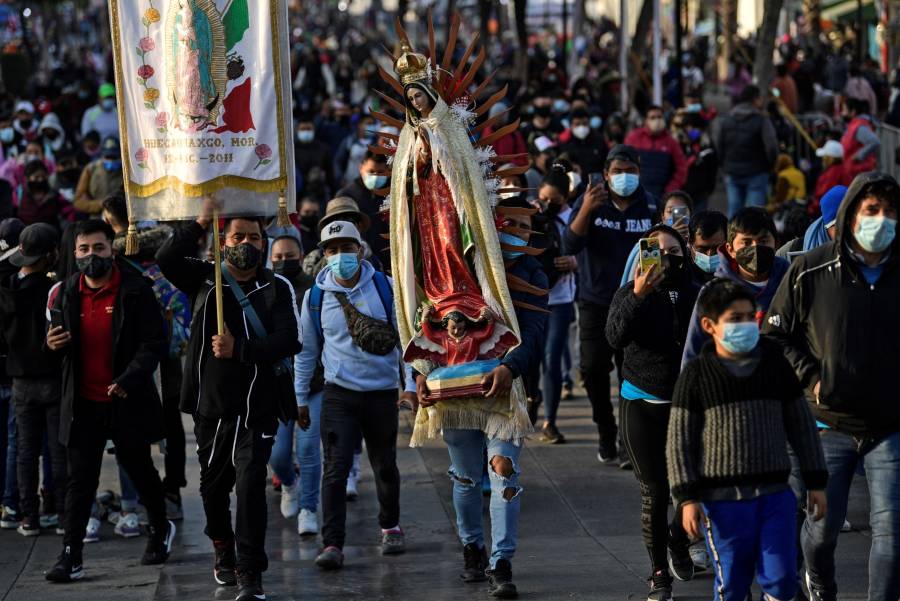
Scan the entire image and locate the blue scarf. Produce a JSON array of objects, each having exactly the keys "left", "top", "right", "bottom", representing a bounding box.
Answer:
[{"left": 802, "top": 217, "right": 831, "bottom": 252}]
